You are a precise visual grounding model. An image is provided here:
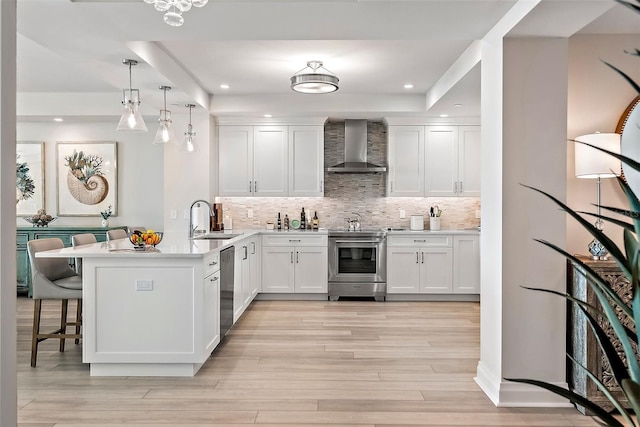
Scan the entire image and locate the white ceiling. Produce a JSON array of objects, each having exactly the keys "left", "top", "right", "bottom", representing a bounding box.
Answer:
[{"left": 15, "top": 0, "right": 637, "bottom": 122}]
